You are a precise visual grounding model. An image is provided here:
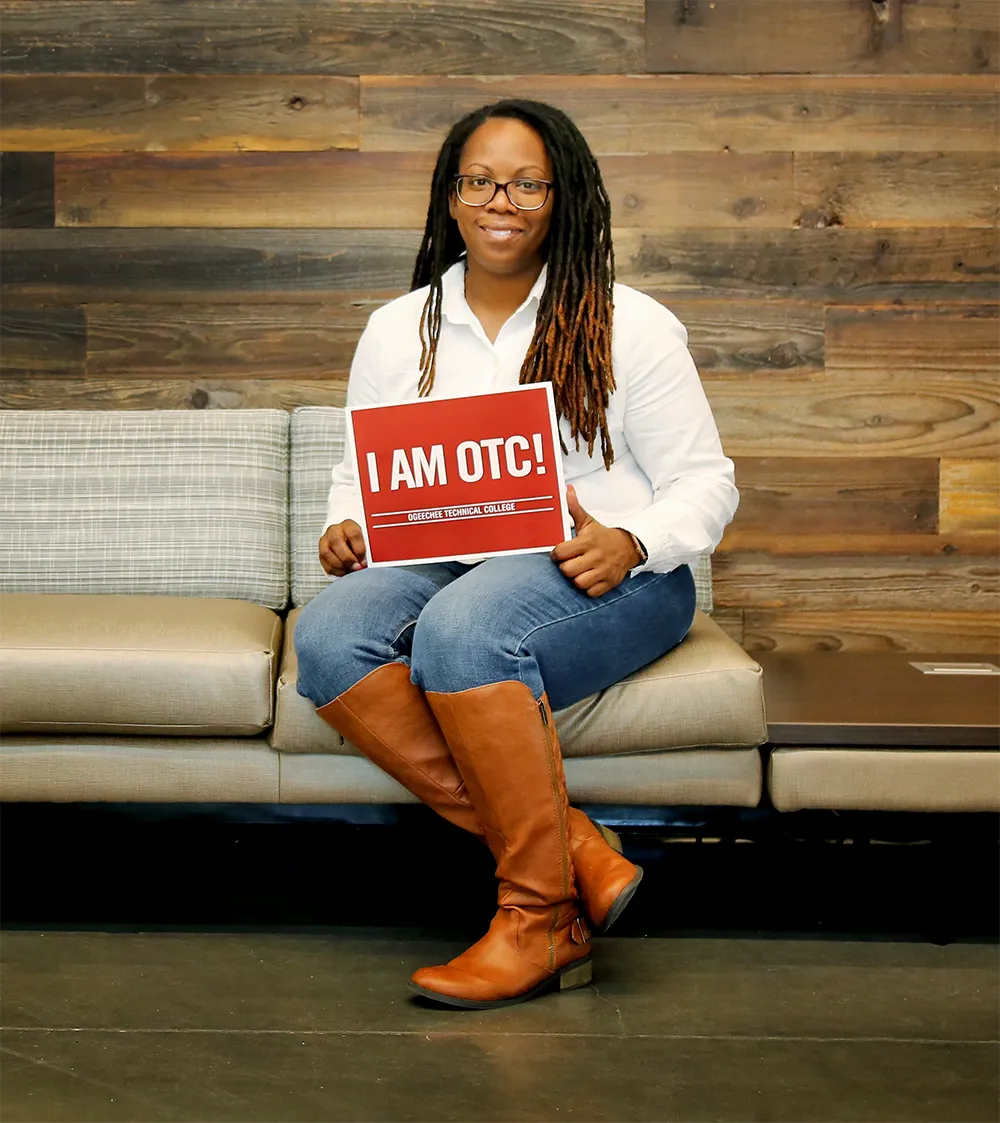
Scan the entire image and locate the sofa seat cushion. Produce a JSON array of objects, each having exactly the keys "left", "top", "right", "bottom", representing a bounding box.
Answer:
[
  {"left": 271, "top": 607, "right": 766, "bottom": 756},
  {"left": 0, "top": 593, "right": 282, "bottom": 735},
  {"left": 769, "top": 747, "right": 1000, "bottom": 813}
]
